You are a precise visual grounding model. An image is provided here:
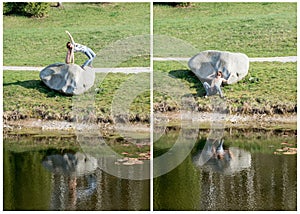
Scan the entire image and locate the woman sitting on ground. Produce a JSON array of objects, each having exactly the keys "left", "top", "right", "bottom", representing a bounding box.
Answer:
[{"left": 203, "top": 71, "right": 228, "bottom": 98}]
